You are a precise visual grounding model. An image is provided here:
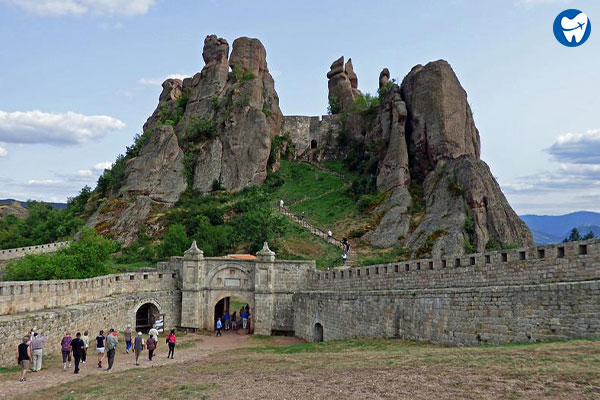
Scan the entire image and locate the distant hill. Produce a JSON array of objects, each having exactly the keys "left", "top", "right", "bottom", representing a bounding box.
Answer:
[
  {"left": 520, "top": 211, "right": 600, "bottom": 245},
  {"left": 0, "top": 199, "right": 67, "bottom": 210}
]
